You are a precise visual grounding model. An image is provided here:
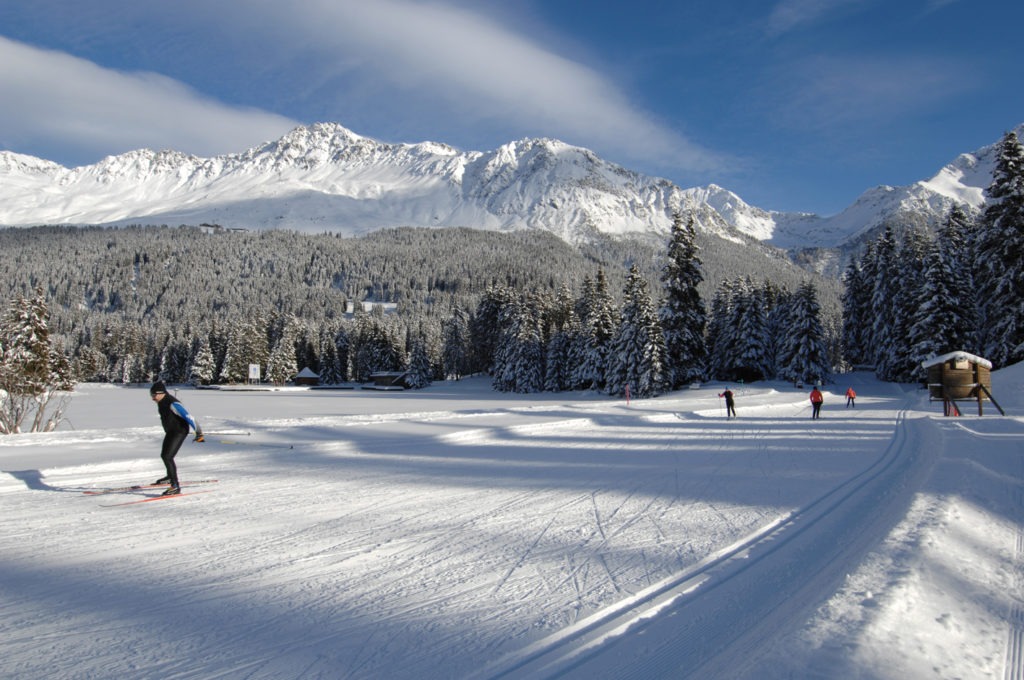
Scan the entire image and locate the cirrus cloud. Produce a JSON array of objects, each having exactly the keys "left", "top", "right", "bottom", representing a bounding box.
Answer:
[{"left": 0, "top": 35, "right": 297, "bottom": 165}]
